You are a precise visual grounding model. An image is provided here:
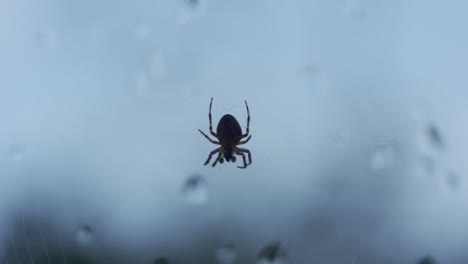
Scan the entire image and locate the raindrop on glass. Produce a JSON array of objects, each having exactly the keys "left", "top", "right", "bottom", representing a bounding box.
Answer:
[
  {"left": 257, "top": 241, "right": 288, "bottom": 264},
  {"left": 418, "top": 256, "right": 436, "bottom": 264},
  {"left": 215, "top": 244, "right": 237, "bottom": 264},
  {"left": 148, "top": 51, "right": 166, "bottom": 80},
  {"left": 410, "top": 102, "right": 432, "bottom": 123},
  {"left": 415, "top": 155, "right": 436, "bottom": 178},
  {"left": 154, "top": 257, "right": 169, "bottom": 264},
  {"left": 183, "top": 83, "right": 203, "bottom": 98},
  {"left": 132, "top": 73, "right": 151, "bottom": 99},
  {"left": 444, "top": 170, "right": 461, "bottom": 192},
  {"left": 343, "top": 0, "right": 366, "bottom": 20},
  {"left": 36, "top": 27, "right": 57, "bottom": 48},
  {"left": 332, "top": 130, "right": 350, "bottom": 147},
  {"left": 75, "top": 225, "right": 93, "bottom": 247},
  {"left": 176, "top": 0, "right": 206, "bottom": 25},
  {"left": 185, "top": 0, "right": 201, "bottom": 8},
  {"left": 417, "top": 123, "right": 445, "bottom": 154},
  {"left": 426, "top": 124, "right": 444, "bottom": 151},
  {"left": 370, "top": 141, "right": 398, "bottom": 171},
  {"left": 134, "top": 24, "right": 150, "bottom": 40},
  {"left": 182, "top": 174, "right": 208, "bottom": 205},
  {"left": 298, "top": 64, "right": 329, "bottom": 98},
  {"left": 7, "top": 144, "right": 26, "bottom": 163}
]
